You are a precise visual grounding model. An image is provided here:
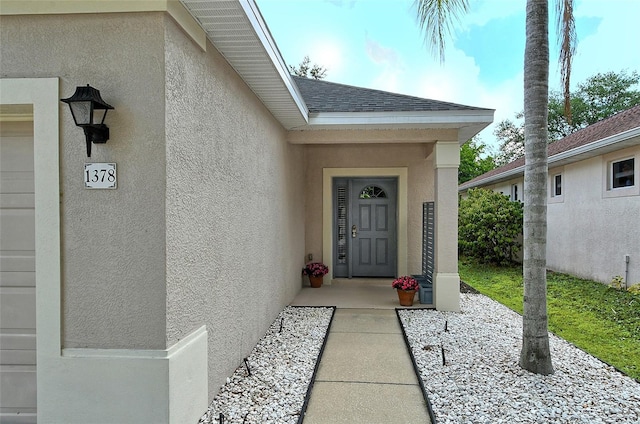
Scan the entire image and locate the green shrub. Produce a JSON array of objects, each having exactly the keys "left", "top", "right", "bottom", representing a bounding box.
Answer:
[{"left": 459, "top": 188, "right": 523, "bottom": 265}]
